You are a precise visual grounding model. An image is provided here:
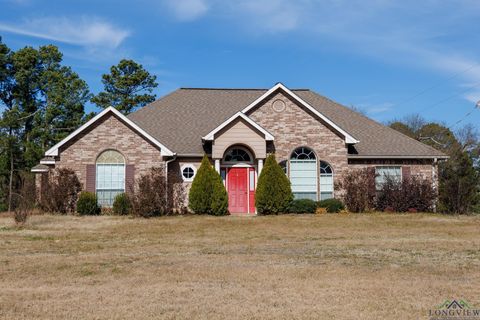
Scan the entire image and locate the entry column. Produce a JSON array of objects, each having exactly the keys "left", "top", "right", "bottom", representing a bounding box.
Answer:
[{"left": 258, "top": 158, "right": 264, "bottom": 175}]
